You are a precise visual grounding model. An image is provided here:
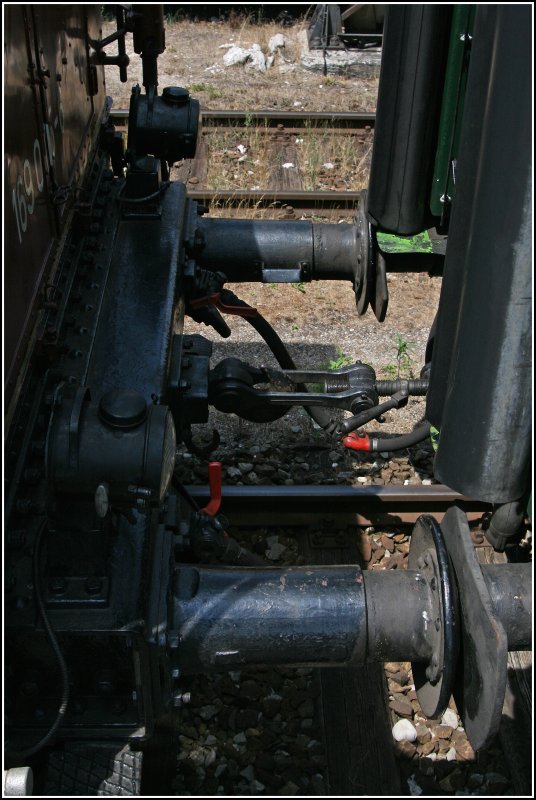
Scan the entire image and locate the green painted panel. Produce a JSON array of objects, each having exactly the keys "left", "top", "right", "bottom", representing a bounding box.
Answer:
[
  {"left": 376, "top": 230, "right": 433, "bottom": 254},
  {"left": 430, "top": 5, "right": 475, "bottom": 217}
]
